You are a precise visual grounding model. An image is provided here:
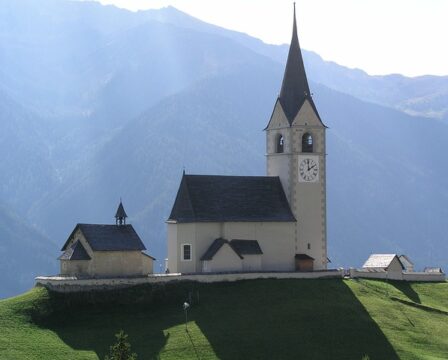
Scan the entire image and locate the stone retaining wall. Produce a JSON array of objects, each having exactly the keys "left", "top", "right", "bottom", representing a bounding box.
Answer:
[{"left": 35, "top": 270, "right": 343, "bottom": 293}]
